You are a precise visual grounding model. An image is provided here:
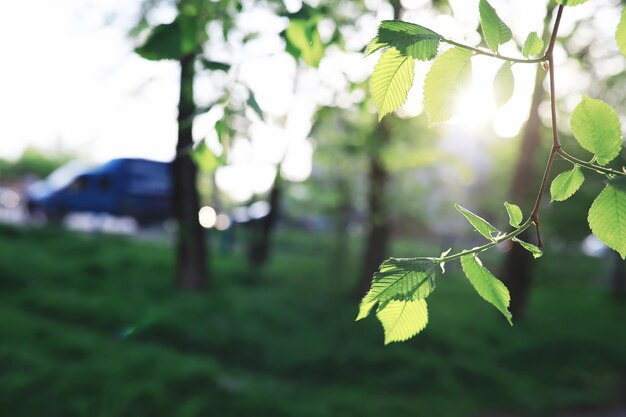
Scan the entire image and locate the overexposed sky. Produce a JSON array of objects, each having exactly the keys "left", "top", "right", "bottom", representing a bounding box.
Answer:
[{"left": 0, "top": 0, "right": 181, "bottom": 162}]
